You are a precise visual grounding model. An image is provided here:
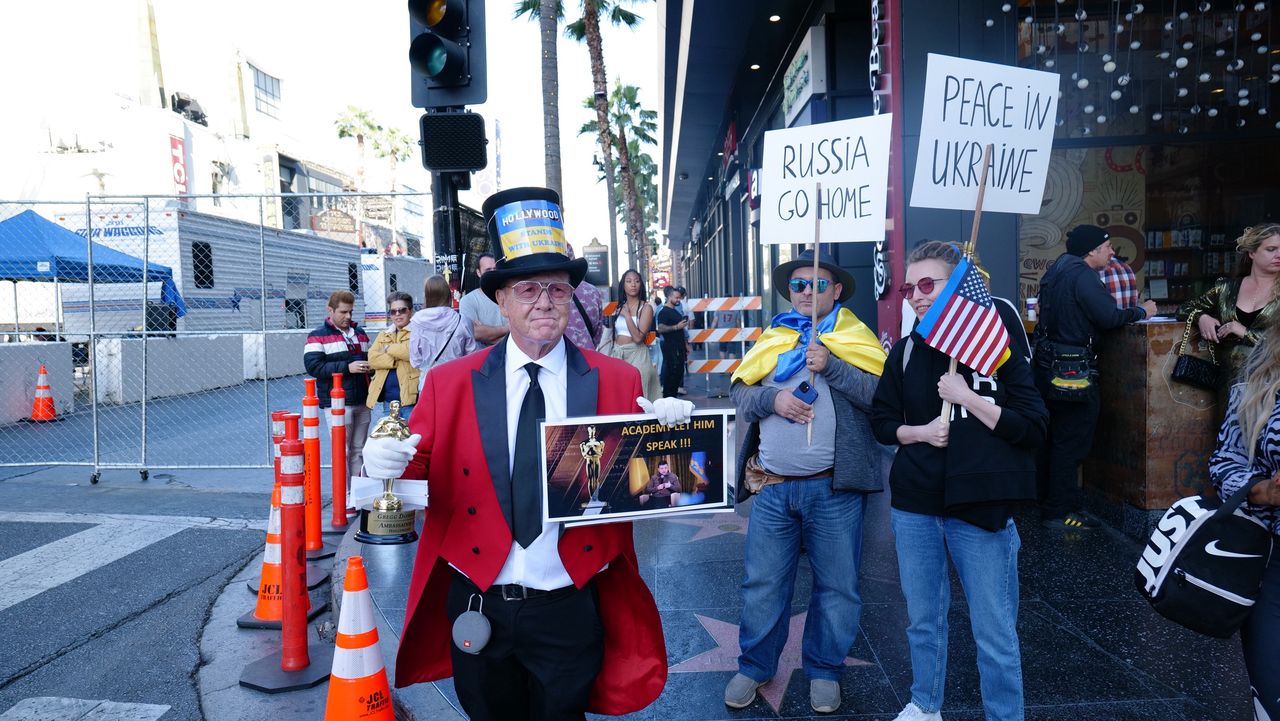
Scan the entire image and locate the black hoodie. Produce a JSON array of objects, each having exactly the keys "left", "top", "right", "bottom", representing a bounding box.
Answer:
[
  {"left": 1037, "top": 252, "right": 1147, "bottom": 348},
  {"left": 871, "top": 302, "right": 1048, "bottom": 530}
]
